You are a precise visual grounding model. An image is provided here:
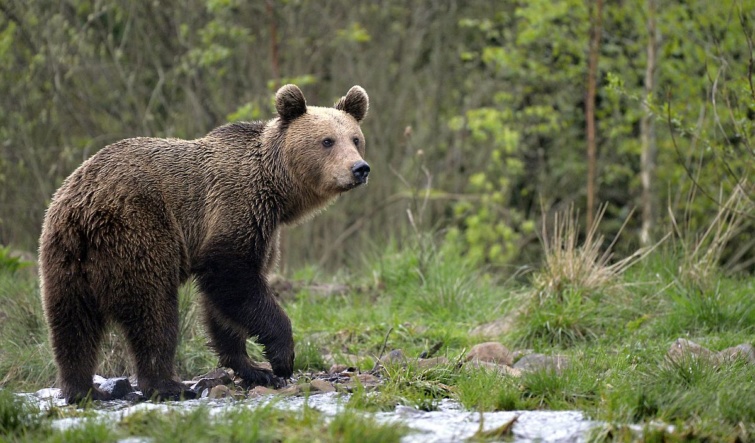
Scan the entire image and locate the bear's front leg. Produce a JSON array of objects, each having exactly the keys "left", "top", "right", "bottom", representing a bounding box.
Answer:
[{"left": 198, "top": 270, "right": 294, "bottom": 388}]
